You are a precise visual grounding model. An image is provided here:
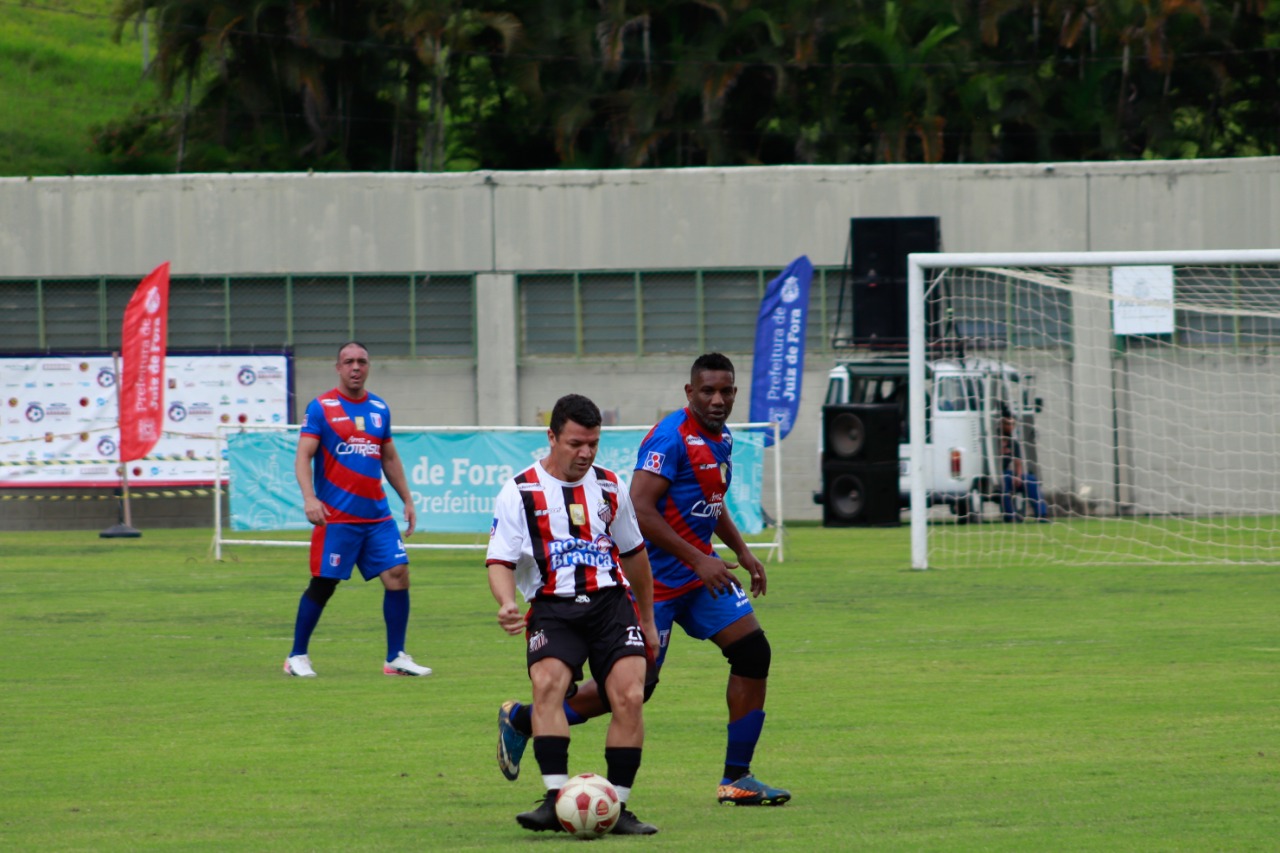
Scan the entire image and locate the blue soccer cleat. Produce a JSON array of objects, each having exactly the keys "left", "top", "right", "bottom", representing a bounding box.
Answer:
[
  {"left": 498, "top": 700, "right": 529, "bottom": 781},
  {"left": 716, "top": 773, "right": 792, "bottom": 806}
]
